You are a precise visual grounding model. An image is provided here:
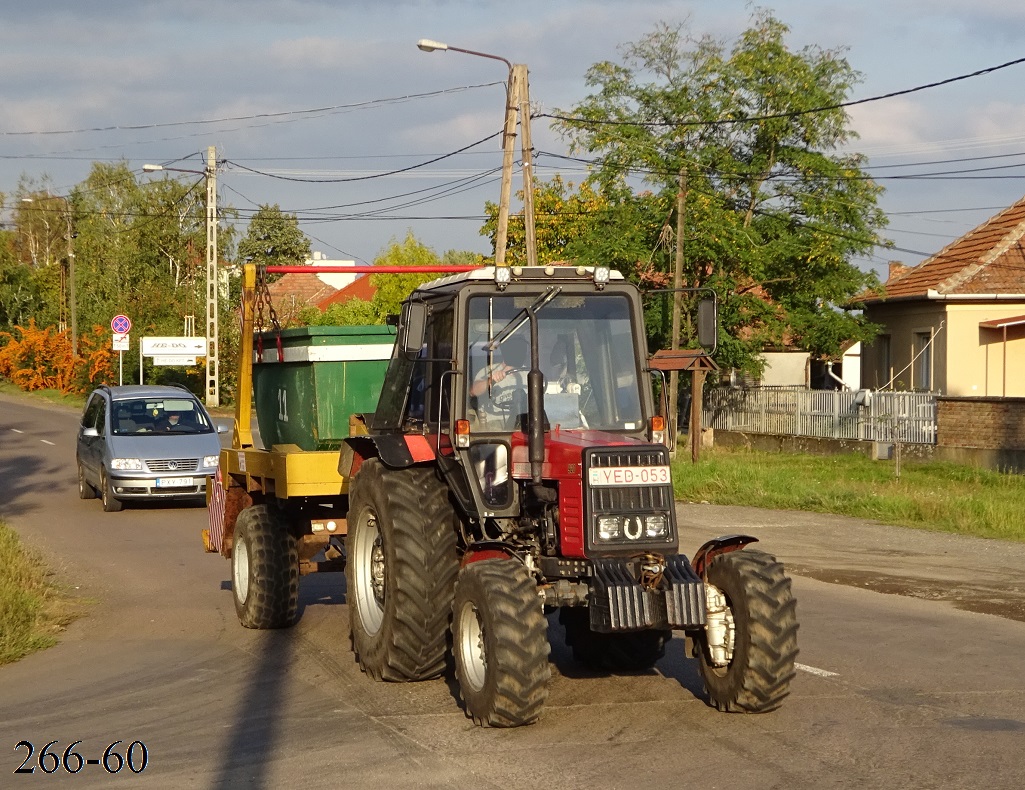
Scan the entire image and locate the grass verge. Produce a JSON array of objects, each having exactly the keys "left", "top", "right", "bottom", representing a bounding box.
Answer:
[
  {"left": 0, "top": 521, "right": 81, "bottom": 666},
  {"left": 0, "top": 380, "right": 85, "bottom": 410},
  {"left": 672, "top": 445, "right": 1025, "bottom": 542}
]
